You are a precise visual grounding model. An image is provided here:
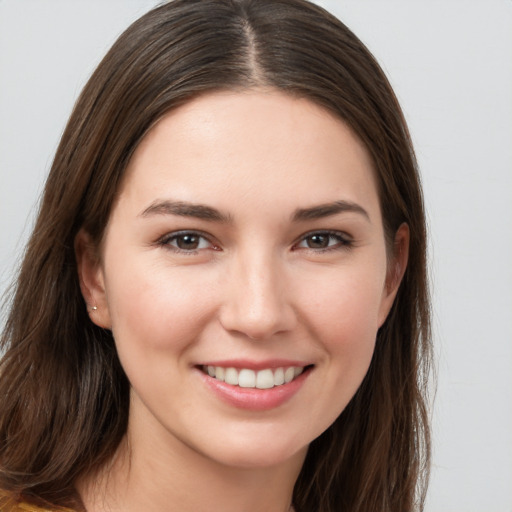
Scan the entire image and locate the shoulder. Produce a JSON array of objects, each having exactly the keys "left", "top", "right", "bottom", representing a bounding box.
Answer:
[{"left": 0, "top": 491, "right": 74, "bottom": 512}]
